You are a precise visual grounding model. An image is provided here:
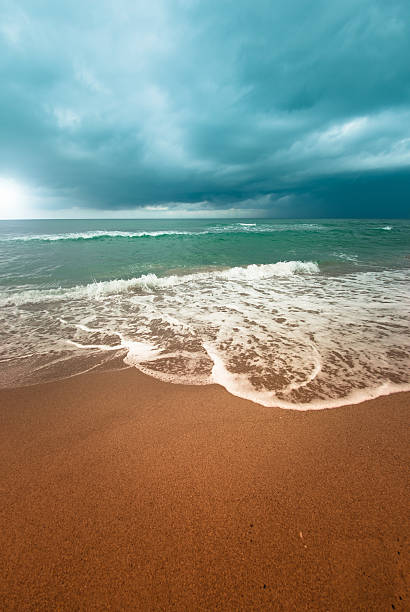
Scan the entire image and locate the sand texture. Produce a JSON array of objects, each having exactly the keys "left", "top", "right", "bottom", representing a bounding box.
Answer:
[{"left": 0, "top": 369, "right": 409, "bottom": 610}]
